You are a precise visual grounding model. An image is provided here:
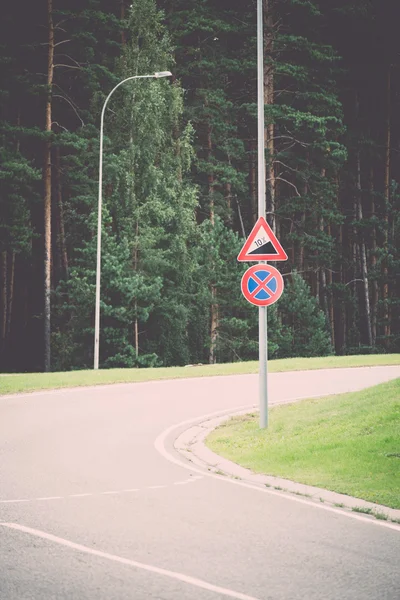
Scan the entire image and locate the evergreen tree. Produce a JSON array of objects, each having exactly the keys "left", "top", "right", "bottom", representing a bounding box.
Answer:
[
  {"left": 274, "top": 272, "right": 333, "bottom": 358},
  {"left": 53, "top": 0, "right": 198, "bottom": 369},
  {"left": 1, "top": 0, "right": 399, "bottom": 372}
]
